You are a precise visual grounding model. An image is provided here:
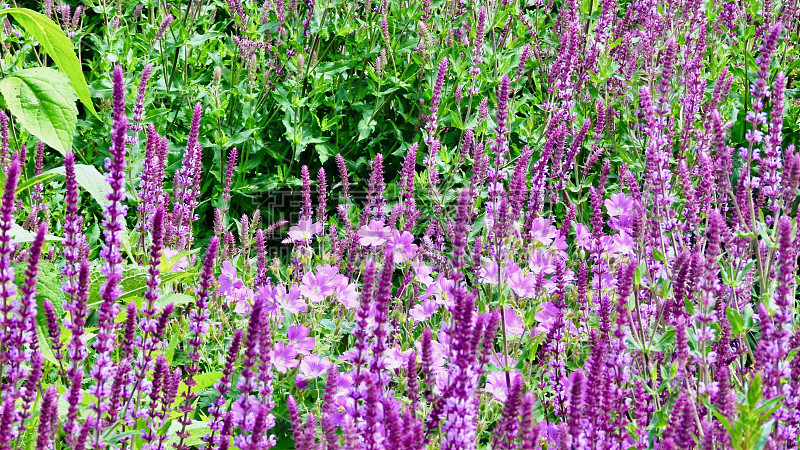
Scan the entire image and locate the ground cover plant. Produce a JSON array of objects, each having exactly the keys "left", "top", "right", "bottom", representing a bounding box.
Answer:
[{"left": 0, "top": 0, "right": 800, "bottom": 448}]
